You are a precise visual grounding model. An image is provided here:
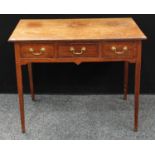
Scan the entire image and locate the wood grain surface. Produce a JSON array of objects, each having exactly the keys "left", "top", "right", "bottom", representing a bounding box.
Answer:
[{"left": 9, "top": 18, "right": 146, "bottom": 41}]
